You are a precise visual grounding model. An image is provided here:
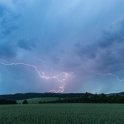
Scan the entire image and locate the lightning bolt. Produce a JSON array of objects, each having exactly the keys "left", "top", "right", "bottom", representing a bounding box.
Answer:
[
  {"left": 48, "top": 86, "right": 65, "bottom": 93},
  {"left": 0, "top": 60, "right": 72, "bottom": 93}
]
